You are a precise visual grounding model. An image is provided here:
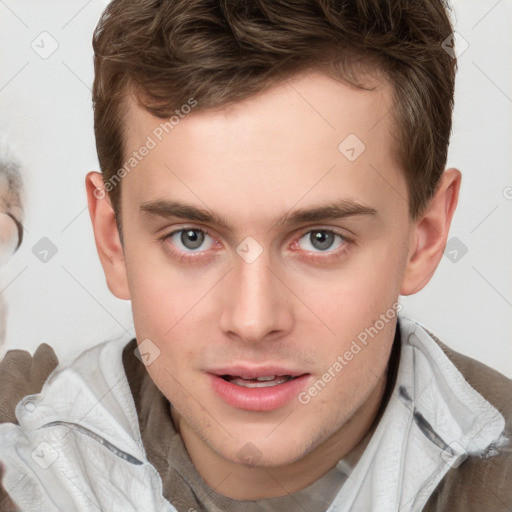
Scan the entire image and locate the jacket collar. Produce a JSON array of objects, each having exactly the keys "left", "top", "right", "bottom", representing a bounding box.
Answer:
[{"left": 327, "top": 314, "right": 508, "bottom": 512}]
